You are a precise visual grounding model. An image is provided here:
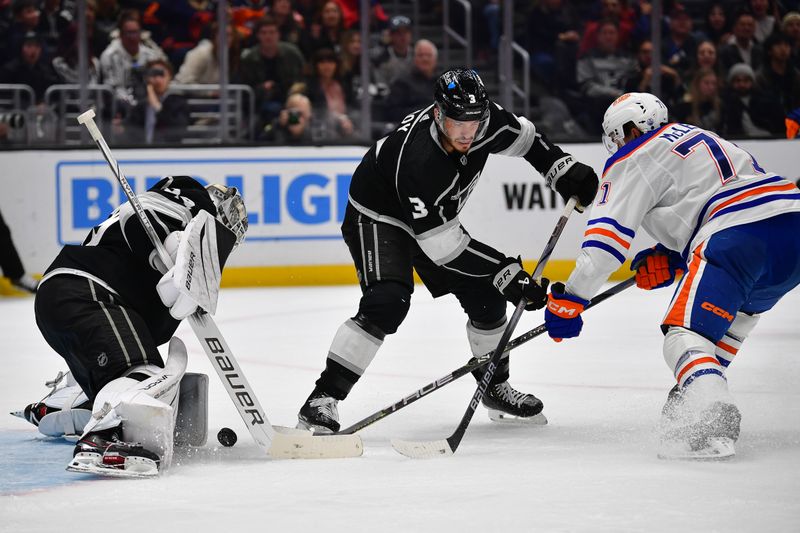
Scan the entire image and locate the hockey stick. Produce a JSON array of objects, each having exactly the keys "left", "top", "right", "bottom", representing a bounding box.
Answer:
[
  {"left": 77, "top": 109, "right": 362, "bottom": 459},
  {"left": 337, "top": 276, "right": 635, "bottom": 435},
  {"left": 391, "top": 197, "right": 578, "bottom": 458}
]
